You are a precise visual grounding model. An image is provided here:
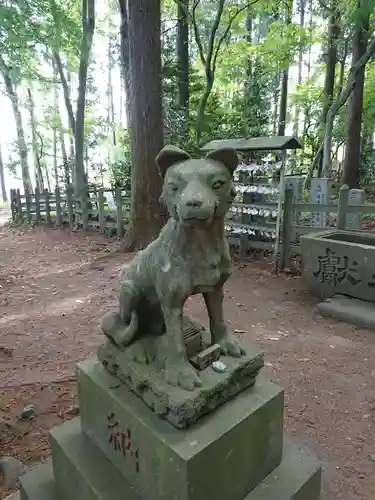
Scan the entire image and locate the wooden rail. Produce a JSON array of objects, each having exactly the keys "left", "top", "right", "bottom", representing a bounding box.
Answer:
[{"left": 9, "top": 184, "right": 375, "bottom": 269}]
